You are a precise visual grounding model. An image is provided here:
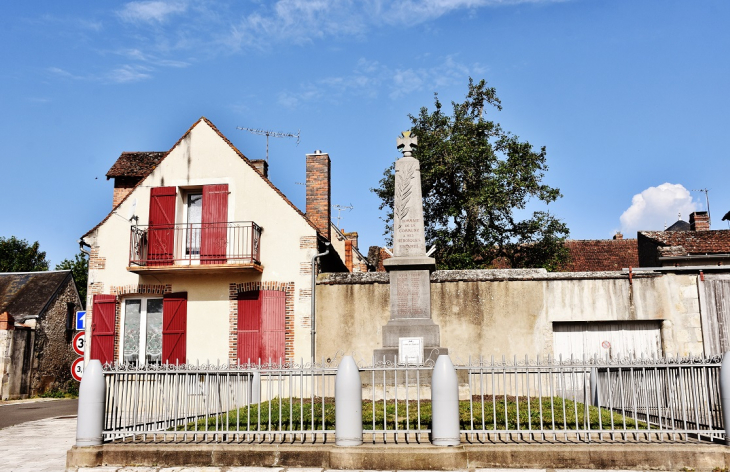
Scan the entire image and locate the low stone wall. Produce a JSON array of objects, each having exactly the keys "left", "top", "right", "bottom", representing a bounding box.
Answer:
[{"left": 315, "top": 270, "right": 704, "bottom": 360}]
